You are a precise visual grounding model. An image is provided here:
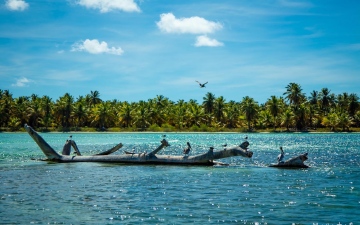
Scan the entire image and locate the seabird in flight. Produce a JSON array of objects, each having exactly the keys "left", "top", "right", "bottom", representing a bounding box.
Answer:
[{"left": 196, "top": 81, "right": 208, "bottom": 88}]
